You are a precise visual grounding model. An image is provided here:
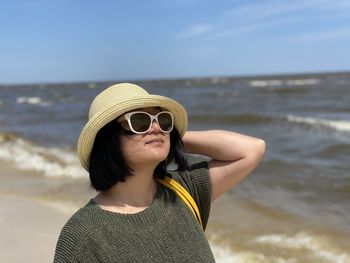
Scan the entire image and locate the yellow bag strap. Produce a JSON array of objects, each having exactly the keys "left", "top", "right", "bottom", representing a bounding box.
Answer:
[{"left": 156, "top": 176, "right": 203, "bottom": 228}]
